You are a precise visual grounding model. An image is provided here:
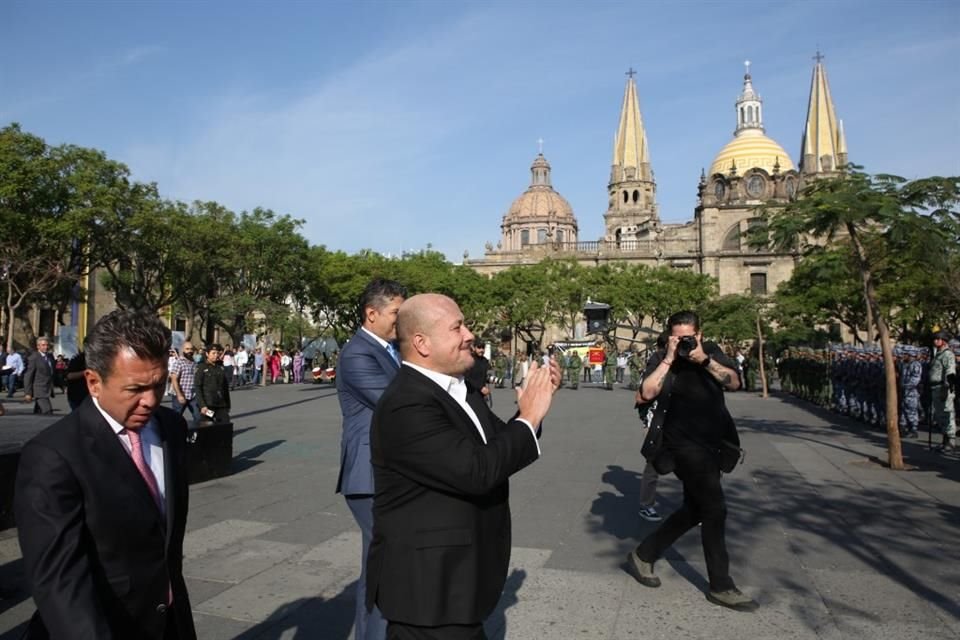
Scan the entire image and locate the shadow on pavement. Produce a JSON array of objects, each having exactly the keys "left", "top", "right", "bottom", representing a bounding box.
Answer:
[
  {"left": 231, "top": 391, "right": 337, "bottom": 420},
  {"left": 589, "top": 405, "right": 960, "bottom": 630},
  {"left": 232, "top": 439, "right": 286, "bottom": 473},
  {"left": 232, "top": 584, "right": 354, "bottom": 639},
  {"left": 484, "top": 568, "right": 526, "bottom": 639}
]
